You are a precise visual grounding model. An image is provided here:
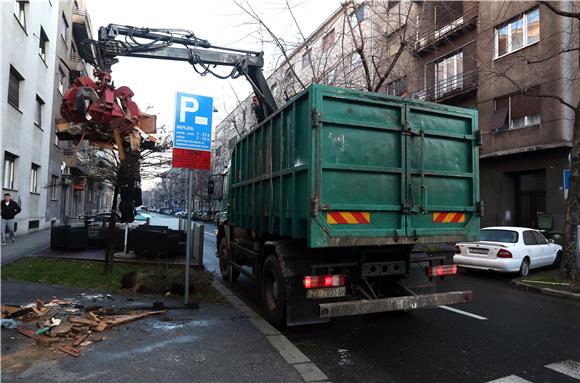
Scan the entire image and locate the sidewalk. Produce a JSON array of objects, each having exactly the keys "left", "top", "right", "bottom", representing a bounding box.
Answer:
[
  {"left": 1, "top": 229, "right": 50, "bottom": 266},
  {"left": 1, "top": 280, "right": 304, "bottom": 383}
]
